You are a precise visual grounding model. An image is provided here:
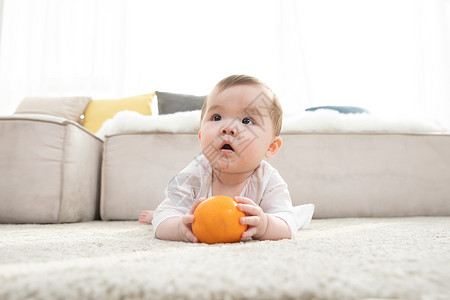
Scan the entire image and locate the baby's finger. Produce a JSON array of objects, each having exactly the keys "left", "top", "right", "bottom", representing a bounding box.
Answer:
[
  {"left": 234, "top": 196, "right": 256, "bottom": 206},
  {"left": 242, "top": 226, "right": 257, "bottom": 239},
  {"left": 189, "top": 197, "right": 206, "bottom": 214},
  {"left": 237, "top": 203, "right": 262, "bottom": 216},
  {"left": 182, "top": 214, "right": 195, "bottom": 225},
  {"left": 180, "top": 225, "right": 198, "bottom": 243},
  {"left": 185, "top": 229, "right": 199, "bottom": 243},
  {"left": 240, "top": 216, "right": 262, "bottom": 227}
]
